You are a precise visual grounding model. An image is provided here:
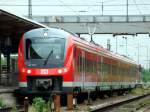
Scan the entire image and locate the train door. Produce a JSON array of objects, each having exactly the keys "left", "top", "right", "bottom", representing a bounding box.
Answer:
[{"left": 81, "top": 51, "right": 85, "bottom": 89}]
